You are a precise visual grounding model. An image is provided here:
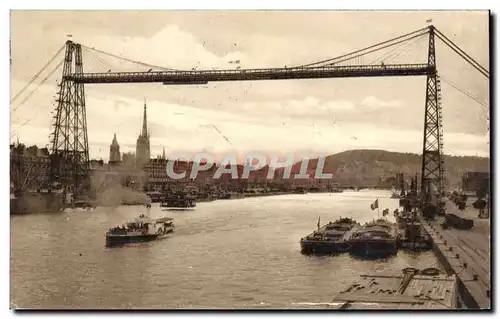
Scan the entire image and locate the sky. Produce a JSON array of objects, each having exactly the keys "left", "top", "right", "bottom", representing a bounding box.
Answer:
[{"left": 9, "top": 11, "right": 490, "bottom": 161}]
